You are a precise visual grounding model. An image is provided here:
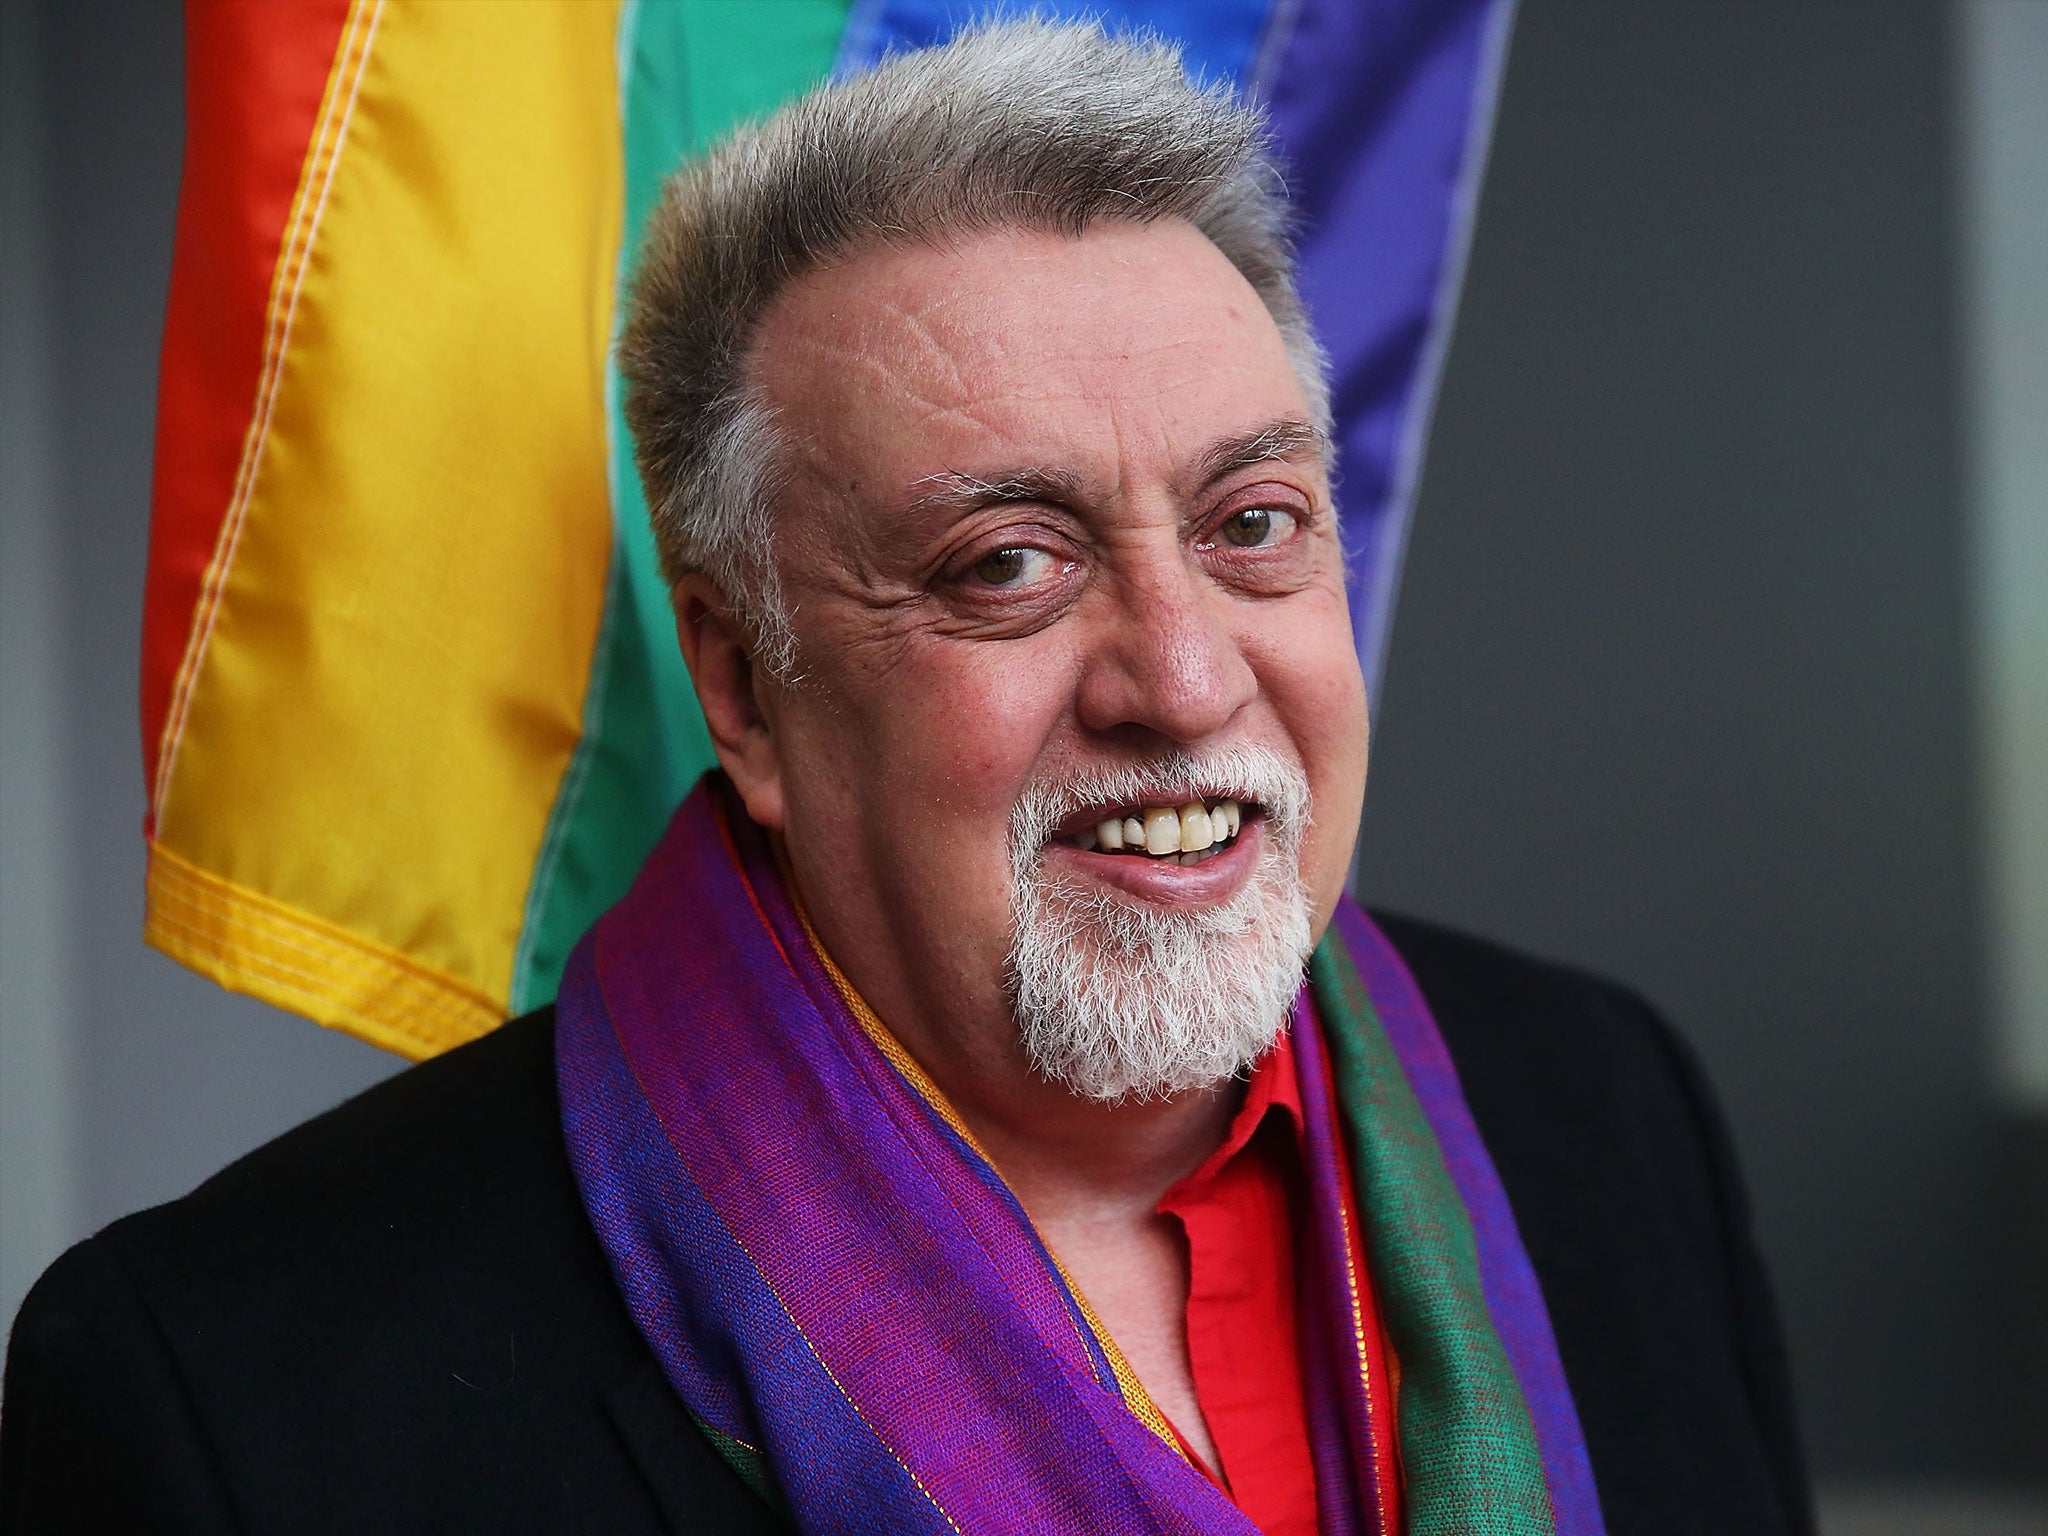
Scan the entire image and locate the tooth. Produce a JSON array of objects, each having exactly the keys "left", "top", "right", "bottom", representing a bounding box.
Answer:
[
  {"left": 1076, "top": 826, "right": 1099, "bottom": 851},
  {"left": 1122, "top": 815, "right": 1146, "bottom": 848},
  {"left": 1095, "top": 818, "right": 1123, "bottom": 851},
  {"left": 1143, "top": 807, "right": 1181, "bottom": 855},
  {"left": 1220, "top": 799, "right": 1240, "bottom": 838},
  {"left": 1179, "top": 801, "right": 1213, "bottom": 852}
]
